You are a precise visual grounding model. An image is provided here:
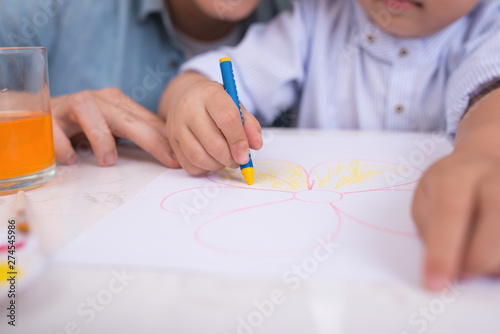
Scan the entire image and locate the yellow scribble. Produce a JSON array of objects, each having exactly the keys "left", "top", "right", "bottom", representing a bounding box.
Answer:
[
  {"left": 212, "top": 161, "right": 308, "bottom": 191},
  {"left": 314, "top": 160, "right": 391, "bottom": 190},
  {"left": 381, "top": 164, "right": 416, "bottom": 184},
  {"left": 211, "top": 160, "right": 405, "bottom": 191}
]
